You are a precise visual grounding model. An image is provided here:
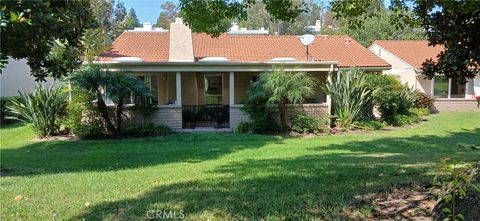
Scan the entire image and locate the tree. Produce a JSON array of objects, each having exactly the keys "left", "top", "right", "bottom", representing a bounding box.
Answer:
[
  {"left": 323, "top": 8, "right": 425, "bottom": 47},
  {"left": 68, "top": 65, "right": 151, "bottom": 136},
  {"left": 124, "top": 8, "right": 140, "bottom": 30},
  {"left": 111, "top": 7, "right": 139, "bottom": 38},
  {"left": 0, "top": 0, "right": 94, "bottom": 80},
  {"left": 114, "top": 1, "right": 127, "bottom": 22},
  {"left": 90, "top": 0, "right": 114, "bottom": 31},
  {"left": 261, "top": 66, "right": 316, "bottom": 129},
  {"left": 179, "top": 0, "right": 307, "bottom": 37},
  {"left": 331, "top": 0, "right": 480, "bottom": 81},
  {"left": 81, "top": 28, "right": 112, "bottom": 63},
  {"left": 156, "top": 1, "right": 178, "bottom": 29}
]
